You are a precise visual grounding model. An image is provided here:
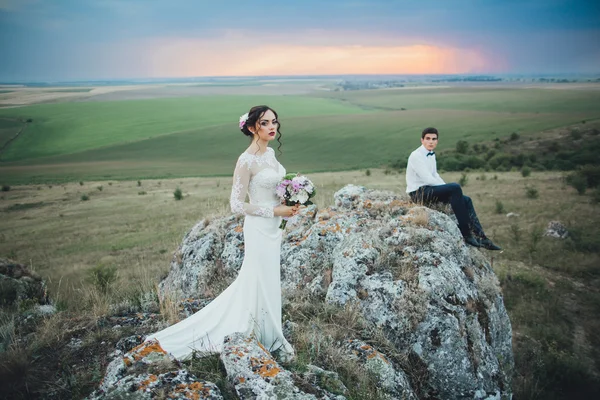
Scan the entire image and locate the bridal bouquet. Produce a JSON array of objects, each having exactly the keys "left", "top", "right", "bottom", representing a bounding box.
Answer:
[{"left": 275, "top": 173, "right": 316, "bottom": 229}]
